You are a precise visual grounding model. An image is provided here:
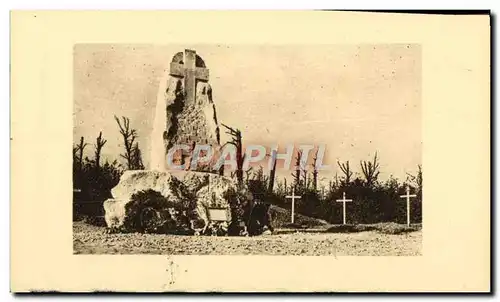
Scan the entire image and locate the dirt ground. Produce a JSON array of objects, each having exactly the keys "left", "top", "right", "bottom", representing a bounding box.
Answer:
[{"left": 73, "top": 221, "right": 422, "bottom": 256}]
